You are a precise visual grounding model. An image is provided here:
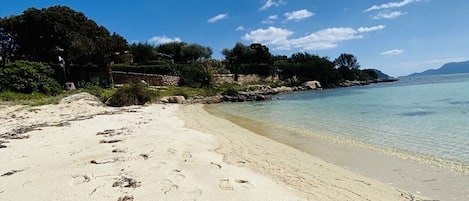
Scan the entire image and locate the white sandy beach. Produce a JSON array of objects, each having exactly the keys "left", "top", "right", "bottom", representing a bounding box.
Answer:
[{"left": 0, "top": 93, "right": 425, "bottom": 200}]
